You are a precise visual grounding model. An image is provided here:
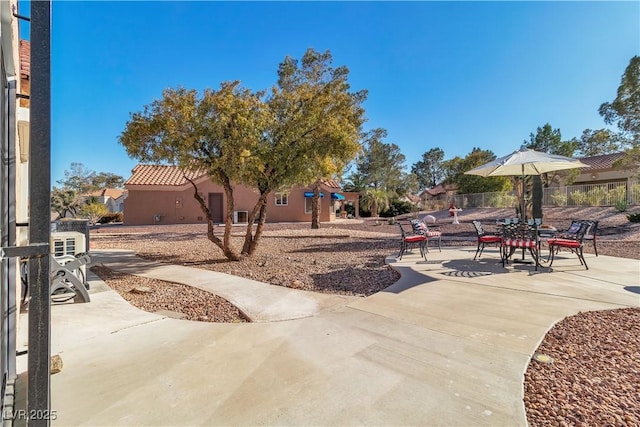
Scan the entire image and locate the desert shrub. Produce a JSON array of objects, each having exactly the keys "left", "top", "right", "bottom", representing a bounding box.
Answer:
[
  {"left": 607, "top": 186, "right": 627, "bottom": 206},
  {"left": 499, "top": 193, "right": 517, "bottom": 208},
  {"left": 629, "top": 184, "right": 640, "bottom": 205},
  {"left": 379, "top": 200, "right": 412, "bottom": 217},
  {"left": 627, "top": 213, "right": 640, "bottom": 223},
  {"left": 614, "top": 199, "right": 628, "bottom": 213},
  {"left": 585, "top": 187, "right": 607, "bottom": 206},
  {"left": 485, "top": 192, "right": 516, "bottom": 208},
  {"left": 550, "top": 192, "right": 567, "bottom": 207},
  {"left": 98, "top": 212, "right": 124, "bottom": 224},
  {"left": 569, "top": 191, "right": 588, "bottom": 206},
  {"left": 78, "top": 203, "right": 108, "bottom": 225}
]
